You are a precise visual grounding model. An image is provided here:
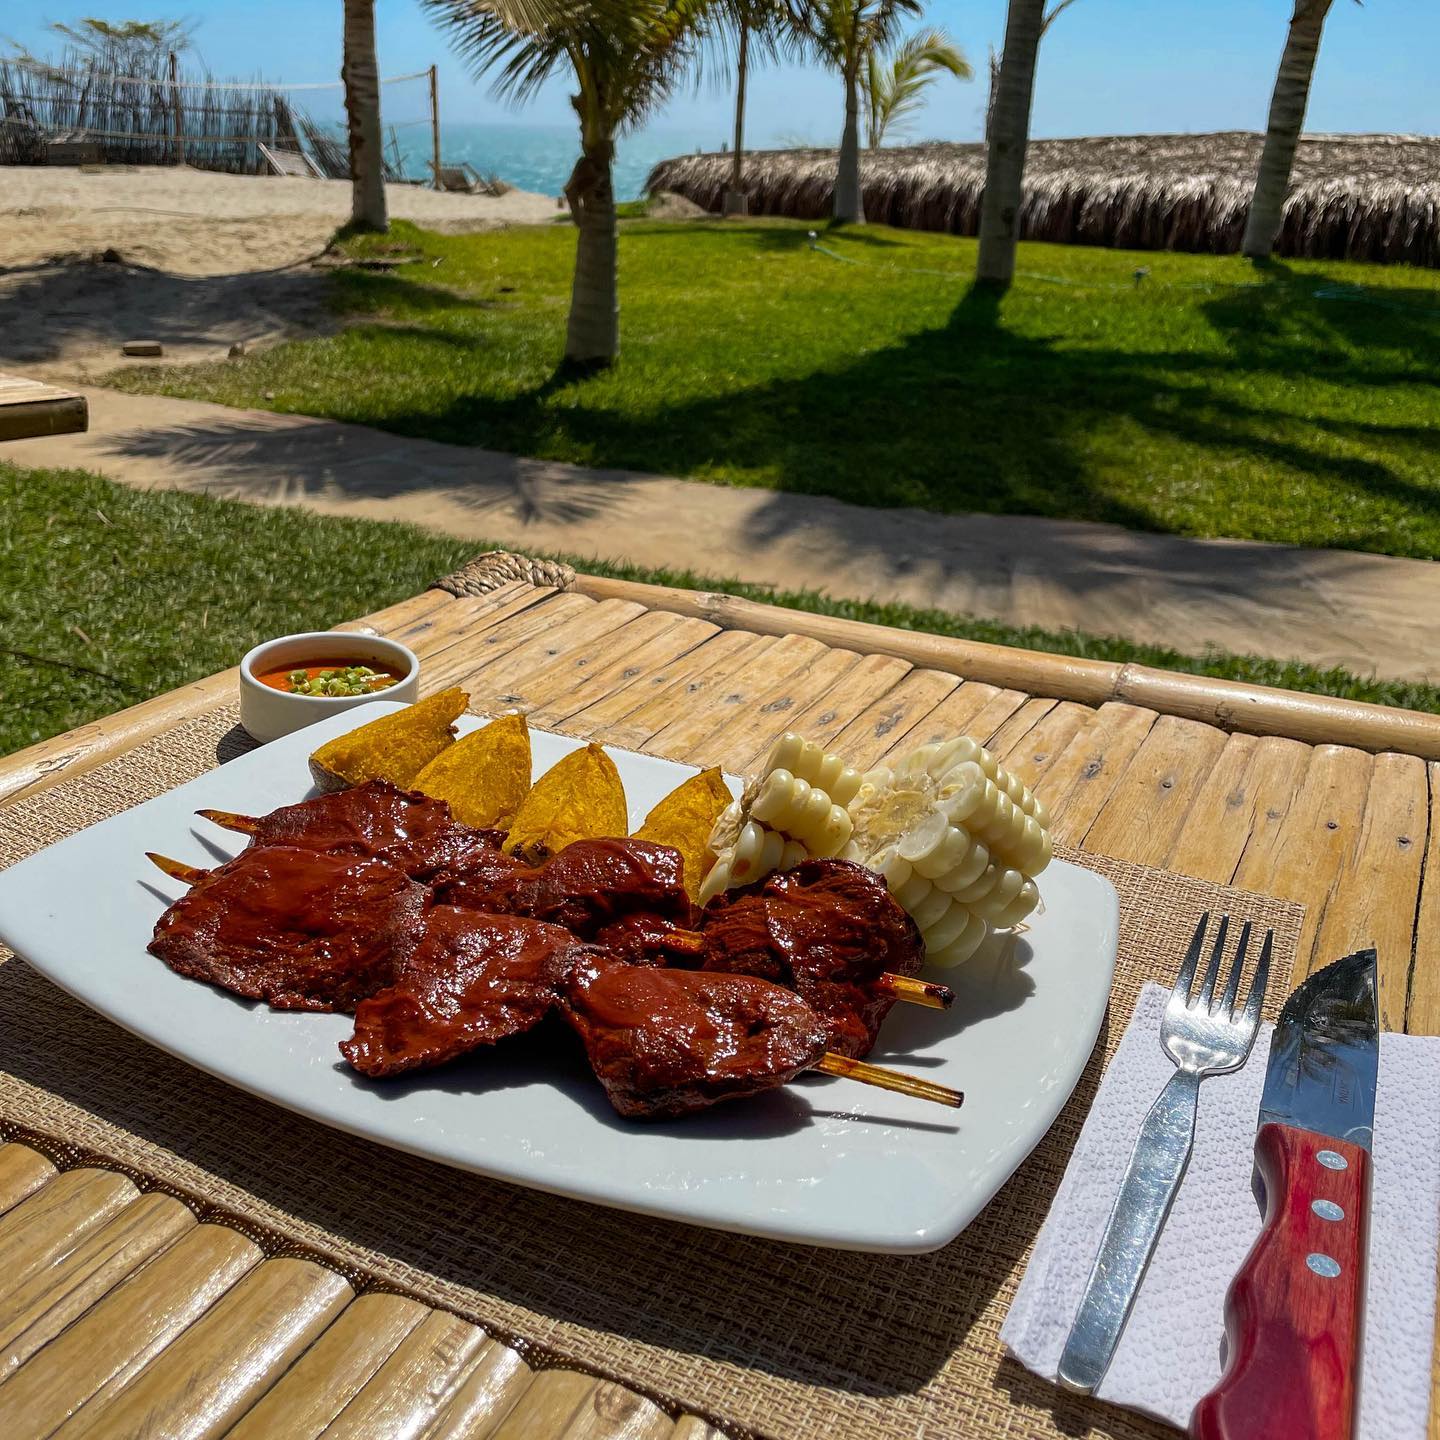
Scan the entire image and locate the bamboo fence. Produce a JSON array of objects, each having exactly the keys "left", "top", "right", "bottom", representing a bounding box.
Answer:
[{"left": 0, "top": 51, "right": 311, "bottom": 174}]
